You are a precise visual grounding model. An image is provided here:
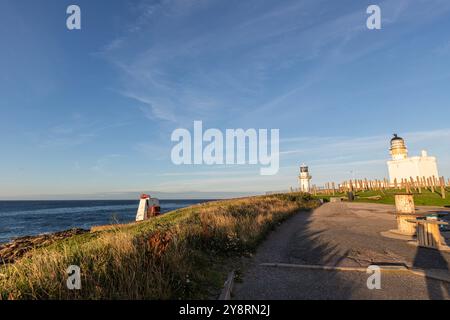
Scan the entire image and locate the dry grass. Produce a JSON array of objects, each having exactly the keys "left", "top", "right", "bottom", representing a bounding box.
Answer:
[{"left": 0, "top": 193, "right": 319, "bottom": 300}]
